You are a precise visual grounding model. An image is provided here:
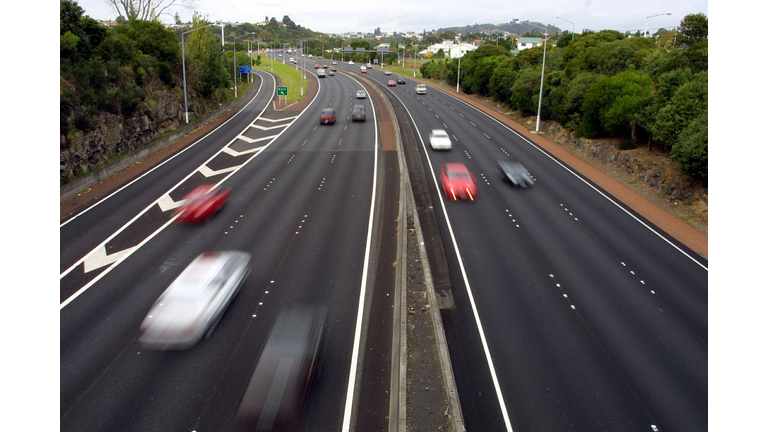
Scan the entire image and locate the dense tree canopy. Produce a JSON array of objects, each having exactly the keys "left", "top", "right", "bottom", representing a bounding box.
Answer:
[{"left": 419, "top": 15, "right": 708, "bottom": 181}]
